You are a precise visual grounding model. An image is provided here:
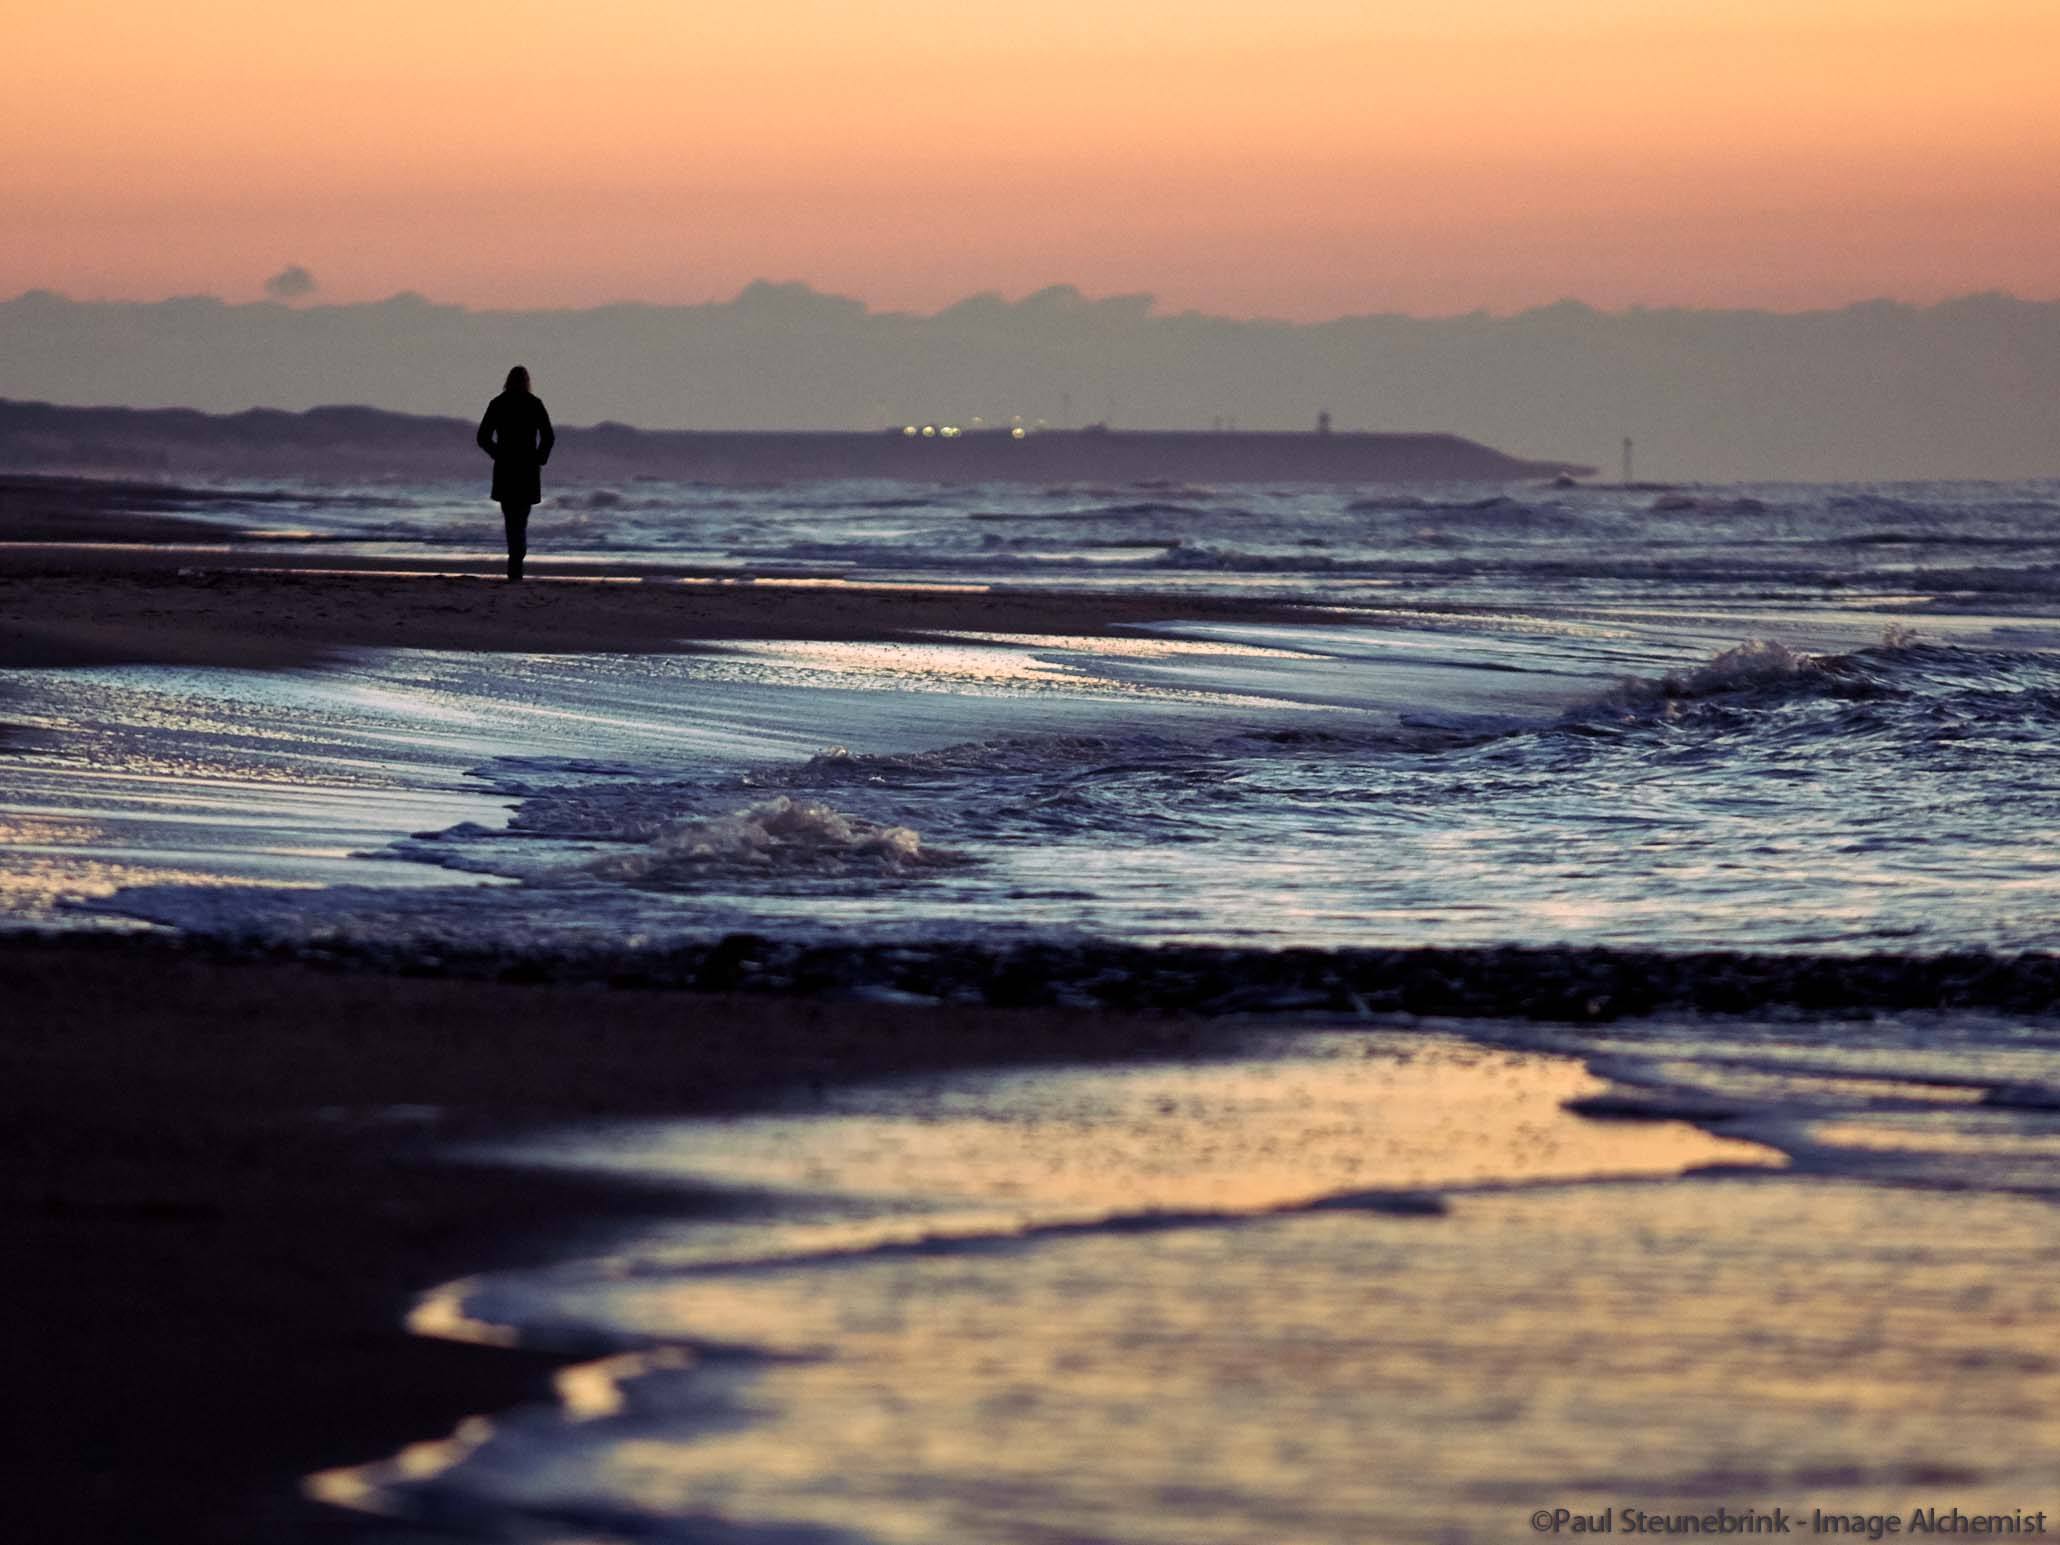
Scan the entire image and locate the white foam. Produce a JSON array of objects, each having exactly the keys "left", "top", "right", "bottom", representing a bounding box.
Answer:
[
  {"left": 1587, "top": 637, "right": 1833, "bottom": 718},
  {"left": 586, "top": 795, "right": 932, "bottom": 881}
]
